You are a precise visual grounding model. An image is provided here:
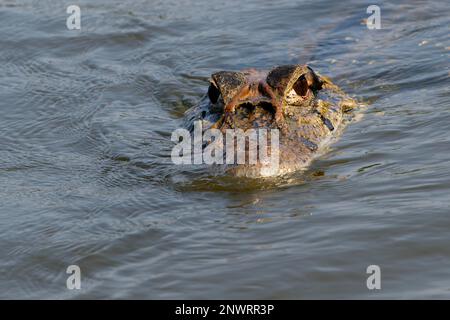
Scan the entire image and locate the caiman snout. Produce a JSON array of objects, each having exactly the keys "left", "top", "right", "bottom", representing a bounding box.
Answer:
[{"left": 222, "top": 78, "right": 284, "bottom": 127}]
